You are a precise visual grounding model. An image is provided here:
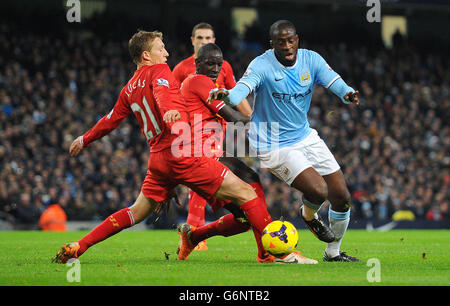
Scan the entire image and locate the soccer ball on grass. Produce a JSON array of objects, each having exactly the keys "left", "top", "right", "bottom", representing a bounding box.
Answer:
[{"left": 261, "top": 220, "right": 299, "bottom": 257}]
